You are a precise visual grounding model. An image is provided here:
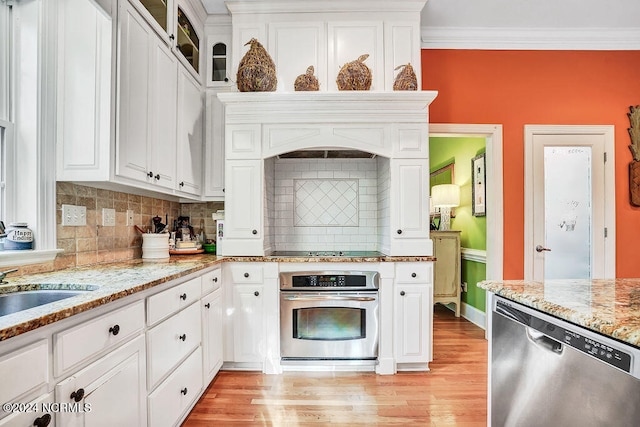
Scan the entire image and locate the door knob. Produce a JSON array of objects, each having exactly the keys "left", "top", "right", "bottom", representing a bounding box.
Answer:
[{"left": 535, "top": 245, "right": 551, "bottom": 252}]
